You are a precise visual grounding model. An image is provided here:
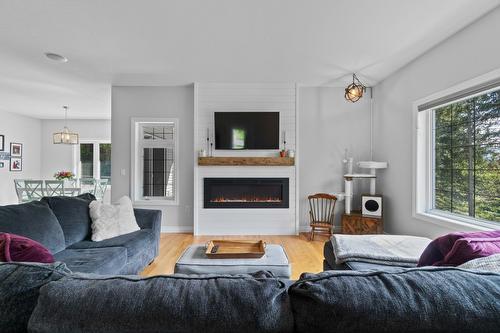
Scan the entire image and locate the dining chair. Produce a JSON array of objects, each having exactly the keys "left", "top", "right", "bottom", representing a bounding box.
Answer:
[
  {"left": 94, "top": 179, "right": 109, "bottom": 201},
  {"left": 14, "top": 179, "right": 29, "bottom": 203},
  {"left": 24, "top": 180, "right": 45, "bottom": 201},
  {"left": 64, "top": 178, "right": 81, "bottom": 196},
  {"left": 44, "top": 180, "right": 65, "bottom": 197},
  {"left": 80, "top": 178, "right": 97, "bottom": 195},
  {"left": 308, "top": 193, "right": 337, "bottom": 241}
]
